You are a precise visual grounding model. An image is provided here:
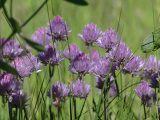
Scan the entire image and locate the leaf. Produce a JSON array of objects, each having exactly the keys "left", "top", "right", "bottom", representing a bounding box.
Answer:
[
  {"left": 64, "top": 0, "right": 88, "bottom": 6},
  {"left": 0, "top": 0, "right": 7, "bottom": 9},
  {"left": 20, "top": 36, "right": 46, "bottom": 52},
  {"left": 9, "top": 18, "right": 21, "bottom": 33},
  {"left": 141, "top": 28, "right": 160, "bottom": 53},
  {"left": 0, "top": 60, "right": 19, "bottom": 76}
]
